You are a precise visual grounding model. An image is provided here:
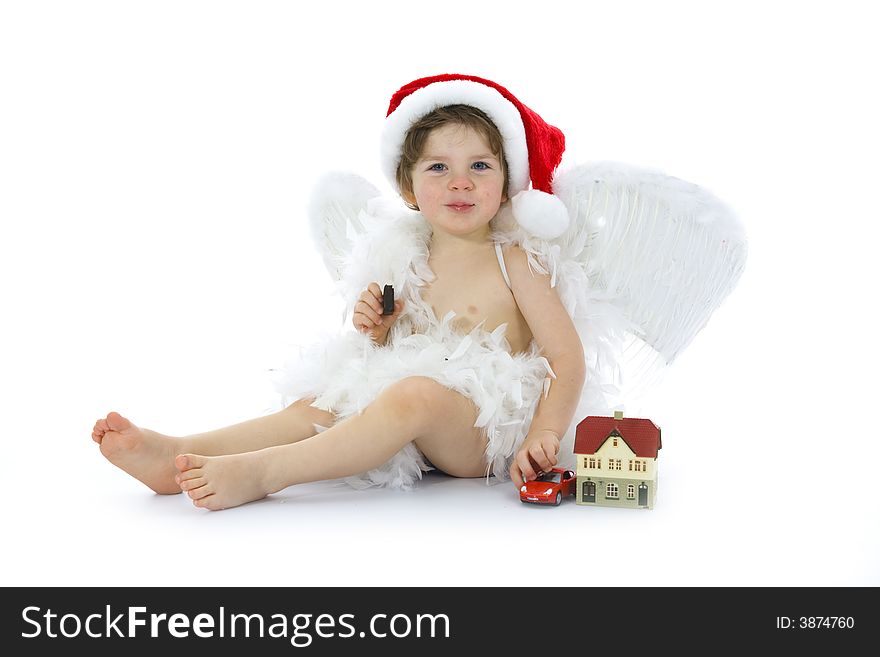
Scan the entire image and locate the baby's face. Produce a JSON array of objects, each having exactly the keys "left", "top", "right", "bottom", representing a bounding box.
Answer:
[{"left": 404, "top": 124, "right": 506, "bottom": 239}]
